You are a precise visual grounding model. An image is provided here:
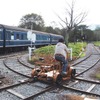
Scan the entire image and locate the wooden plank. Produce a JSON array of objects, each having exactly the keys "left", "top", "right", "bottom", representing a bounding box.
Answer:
[
  {"left": 7, "top": 89, "right": 26, "bottom": 99},
  {"left": 86, "top": 84, "right": 96, "bottom": 92},
  {"left": 81, "top": 84, "right": 96, "bottom": 98},
  {"left": 68, "top": 80, "right": 79, "bottom": 87}
]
